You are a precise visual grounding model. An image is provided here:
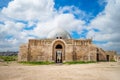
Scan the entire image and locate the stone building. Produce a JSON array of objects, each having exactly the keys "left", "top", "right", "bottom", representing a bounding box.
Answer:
[{"left": 18, "top": 28, "right": 116, "bottom": 63}]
